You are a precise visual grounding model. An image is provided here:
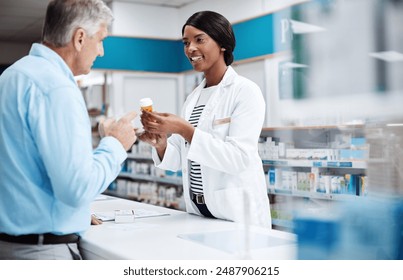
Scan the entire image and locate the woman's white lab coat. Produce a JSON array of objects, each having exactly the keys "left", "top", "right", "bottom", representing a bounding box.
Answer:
[{"left": 152, "top": 66, "right": 271, "bottom": 228}]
